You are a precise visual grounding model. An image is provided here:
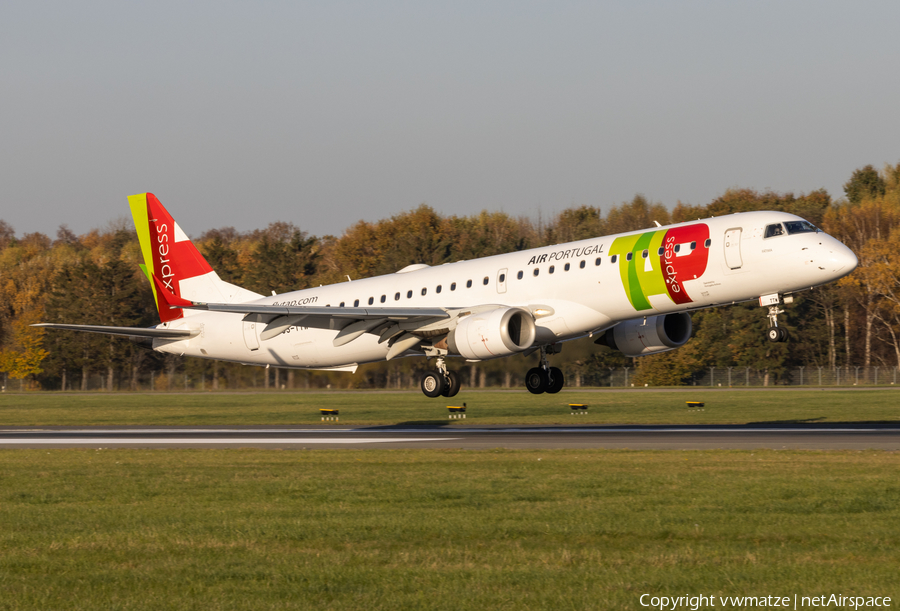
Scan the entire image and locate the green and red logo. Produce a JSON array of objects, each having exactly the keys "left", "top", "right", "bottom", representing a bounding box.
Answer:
[{"left": 609, "top": 224, "right": 710, "bottom": 311}]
